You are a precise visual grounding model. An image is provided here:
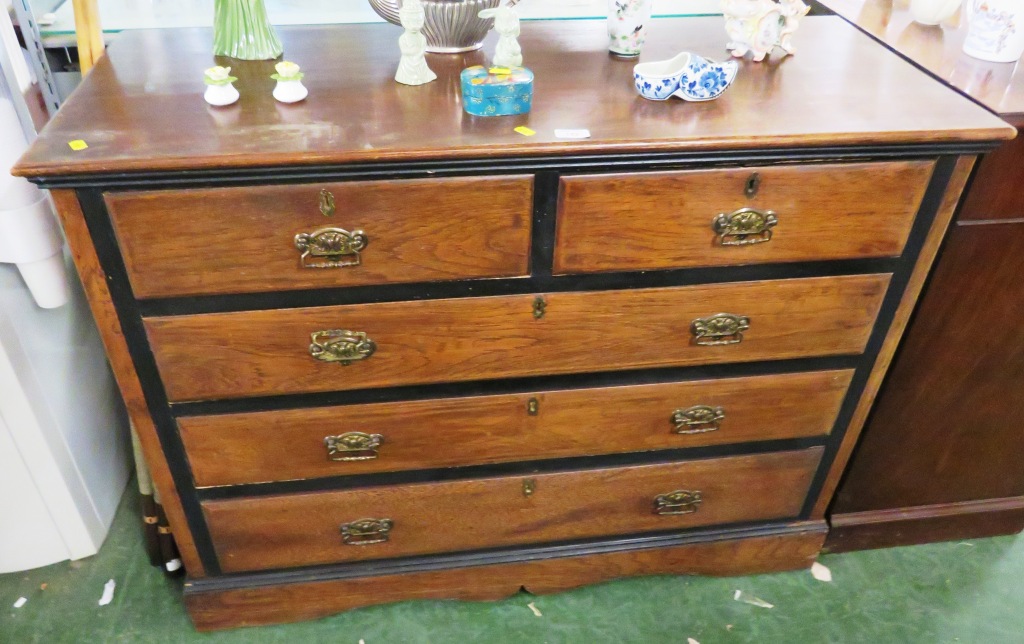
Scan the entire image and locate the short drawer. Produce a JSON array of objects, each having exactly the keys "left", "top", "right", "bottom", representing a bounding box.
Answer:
[
  {"left": 146, "top": 274, "right": 889, "bottom": 402},
  {"left": 203, "top": 448, "right": 823, "bottom": 572},
  {"left": 554, "top": 161, "right": 934, "bottom": 274},
  {"left": 181, "top": 370, "right": 851, "bottom": 487},
  {"left": 106, "top": 176, "right": 534, "bottom": 298}
]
